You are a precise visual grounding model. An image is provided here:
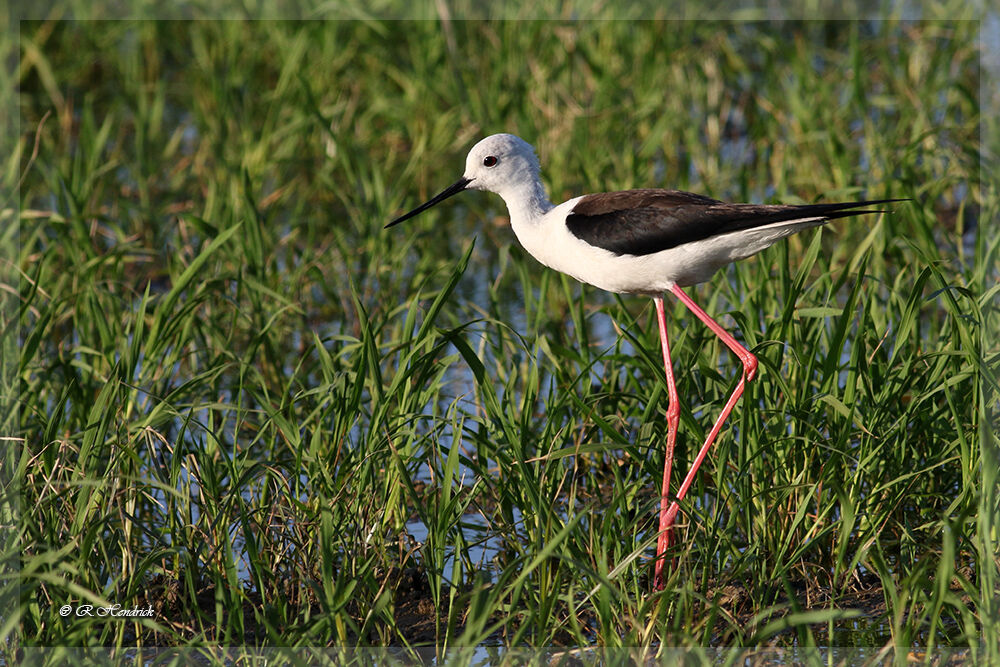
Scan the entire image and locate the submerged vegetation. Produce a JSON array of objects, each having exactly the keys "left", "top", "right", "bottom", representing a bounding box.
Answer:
[{"left": 5, "top": 6, "right": 997, "bottom": 664}]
